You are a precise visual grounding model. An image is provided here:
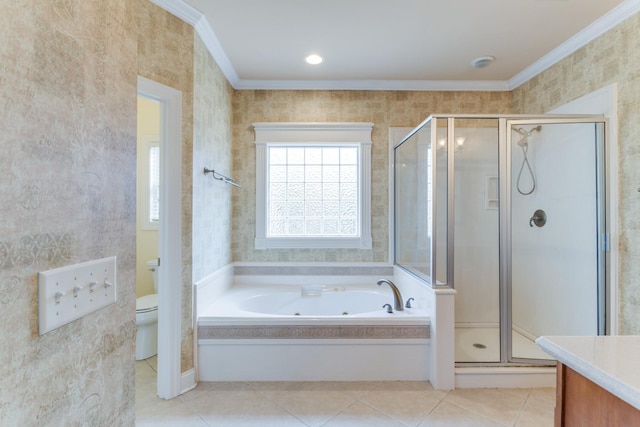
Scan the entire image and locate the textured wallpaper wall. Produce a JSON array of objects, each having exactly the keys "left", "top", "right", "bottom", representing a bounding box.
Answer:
[
  {"left": 135, "top": 0, "right": 196, "bottom": 371},
  {"left": 0, "top": 1, "right": 137, "bottom": 424},
  {"left": 512, "top": 13, "right": 640, "bottom": 334},
  {"left": 231, "top": 90, "right": 511, "bottom": 262},
  {"left": 192, "top": 36, "right": 234, "bottom": 282}
]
